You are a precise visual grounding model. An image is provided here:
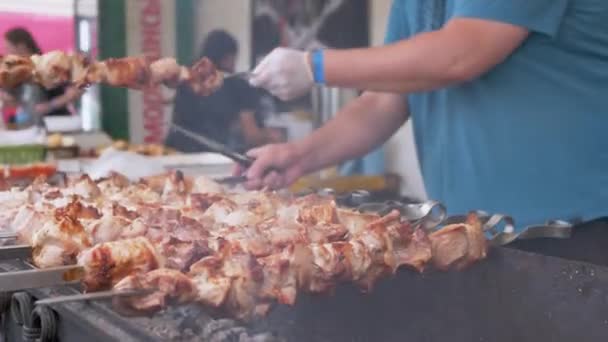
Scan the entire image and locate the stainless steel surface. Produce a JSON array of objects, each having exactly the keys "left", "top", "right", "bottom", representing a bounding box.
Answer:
[
  {"left": 492, "top": 219, "right": 573, "bottom": 246},
  {"left": 444, "top": 211, "right": 573, "bottom": 246},
  {"left": 311, "top": 87, "right": 358, "bottom": 129},
  {"left": 0, "top": 245, "right": 31, "bottom": 260},
  {"left": 0, "top": 232, "right": 17, "bottom": 240},
  {"left": 36, "top": 288, "right": 155, "bottom": 306},
  {"left": 0, "top": 265, "right": 83, "bottom": 292}
]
